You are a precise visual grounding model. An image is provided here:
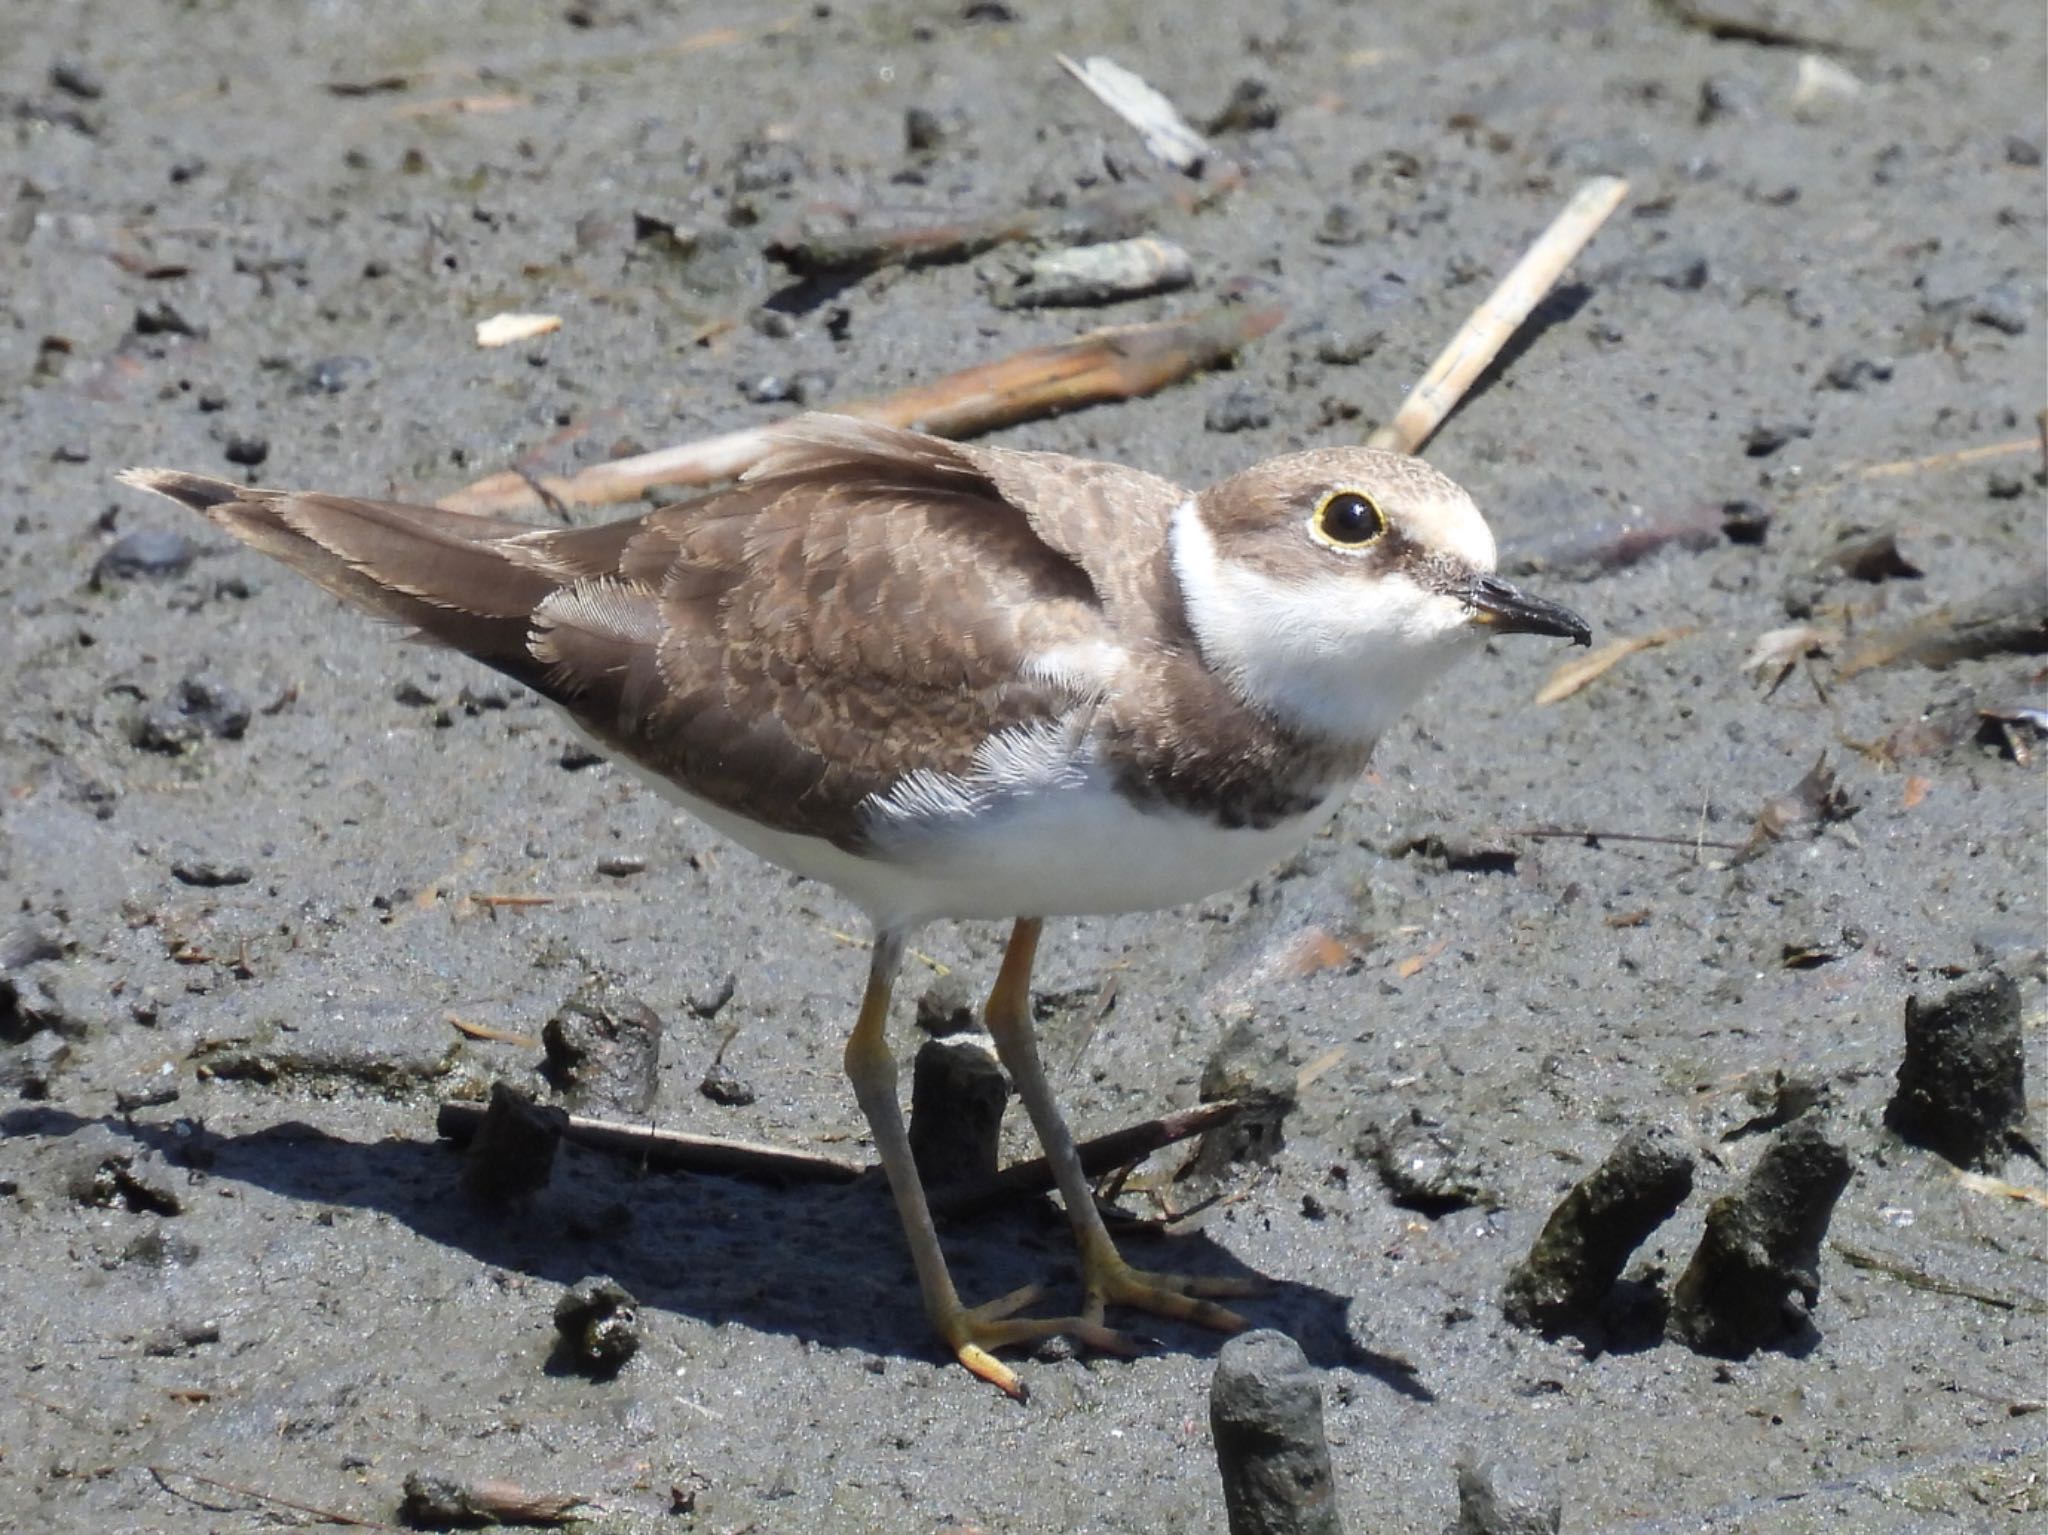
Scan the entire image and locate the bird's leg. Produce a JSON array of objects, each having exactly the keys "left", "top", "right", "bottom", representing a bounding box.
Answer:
[
  {"left": 983, "top": 918, "right": 1258, "bottom": 1332},
  {"left": 843, "top": 927, "right": 1125, "bottom": 1399}
]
